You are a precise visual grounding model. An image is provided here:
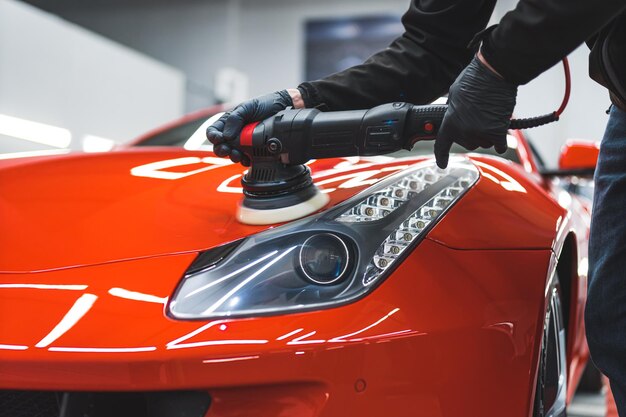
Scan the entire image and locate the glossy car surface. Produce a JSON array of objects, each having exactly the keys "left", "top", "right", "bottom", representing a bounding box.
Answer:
[{"left": 0, "top": 108, "right": 592, "bottom": 417}]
